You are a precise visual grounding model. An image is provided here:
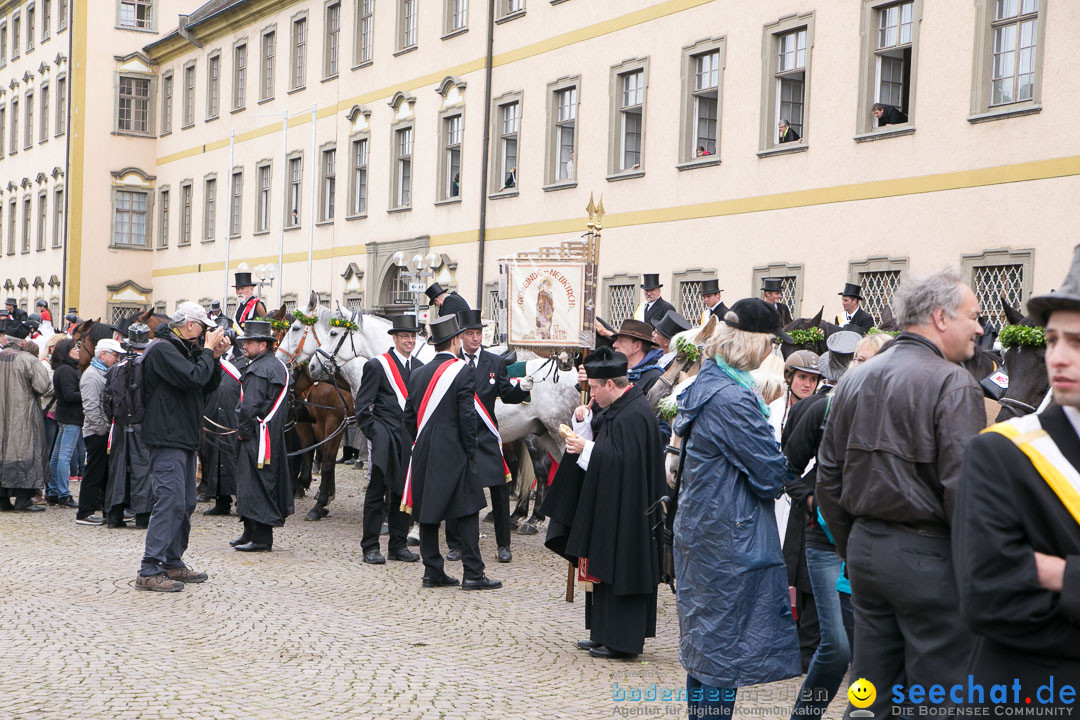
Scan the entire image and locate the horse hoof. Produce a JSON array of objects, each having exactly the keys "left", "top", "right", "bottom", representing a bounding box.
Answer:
[
  {"left": 319, "top": 508, "right": 330, "bottom": 518},
  {"left": 517, "top": 523, "right": 539, "bottom": 536},
  {"left": 305, "top": 510, "right": 322, "bottom": 522}
]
